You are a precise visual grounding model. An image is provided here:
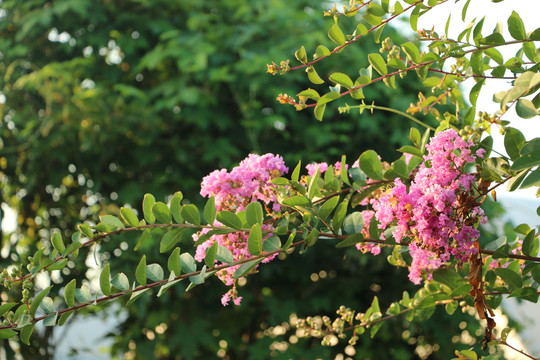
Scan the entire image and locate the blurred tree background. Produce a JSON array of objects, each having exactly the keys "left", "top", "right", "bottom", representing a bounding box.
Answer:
[{"left": 0, "top": 0, "right": 495, "bottom": 359}]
